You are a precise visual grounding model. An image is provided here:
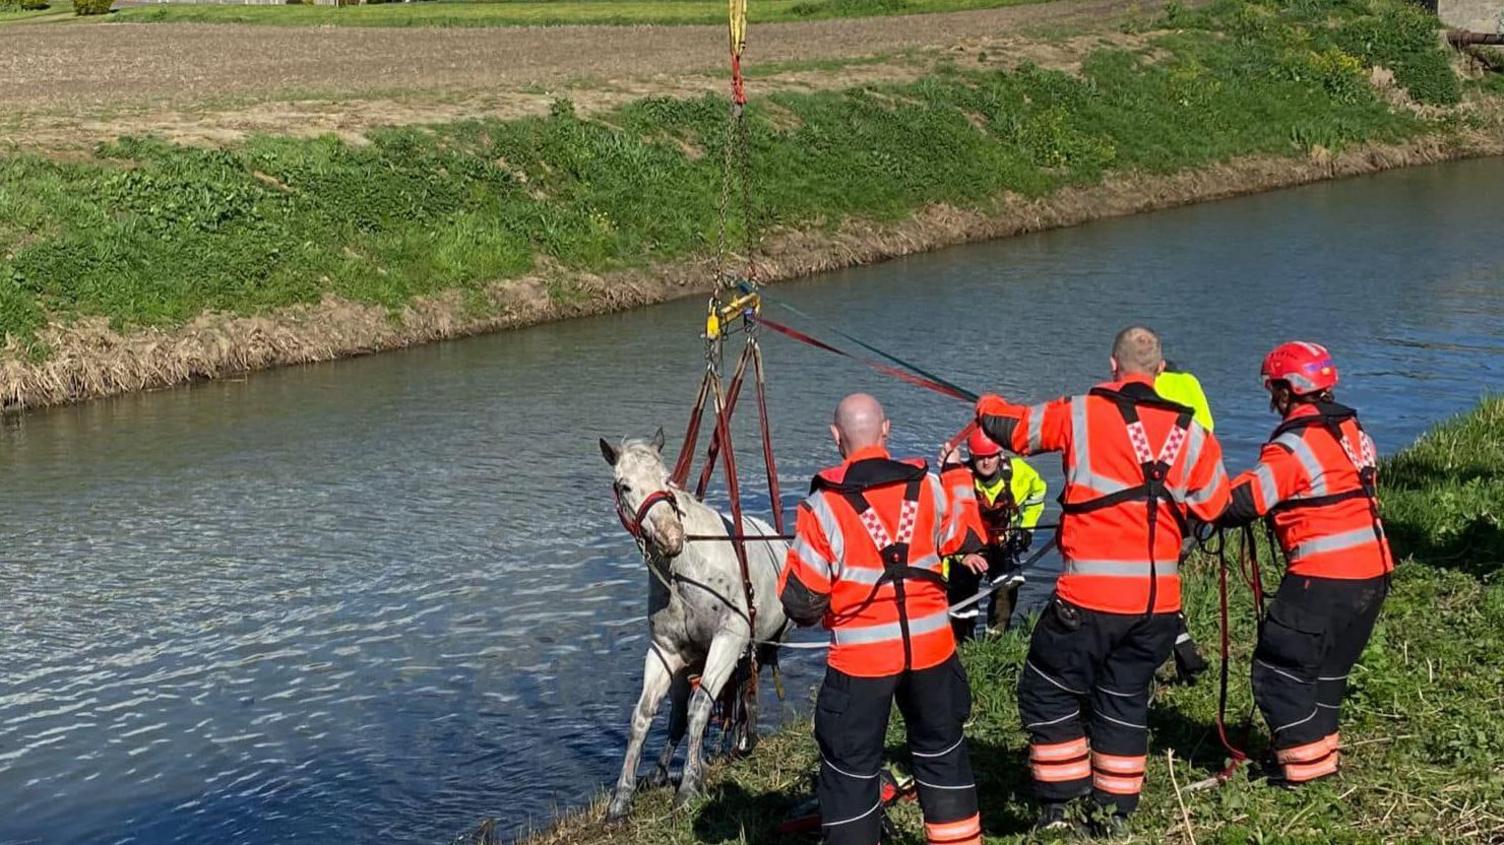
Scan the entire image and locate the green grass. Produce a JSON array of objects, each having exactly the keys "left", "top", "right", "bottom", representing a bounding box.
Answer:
[
  {"left": 0, "top": 5, "right": 63, "bottom": 22},
  {"left": 0, "top": 0, "right": 1488, "bottom": 348},
  {"left": 526, "top": 398, "right": 1504, "bottom": 845},
  {"left": 102, "top": 0, "right": 1043, "bottom": 28}
]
